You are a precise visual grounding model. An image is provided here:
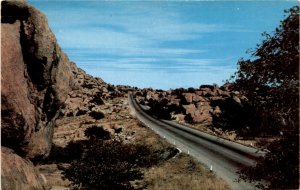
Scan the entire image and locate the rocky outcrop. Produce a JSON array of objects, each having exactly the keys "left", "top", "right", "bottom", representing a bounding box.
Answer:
[
  {"left": 1, "top": 147, "right": 46, "bottom": 190},
  {"left": 61, "top": 67, "right": 132, "bottom": 118},
  {"left": 136, "top": 85, "right": 247, "bottom": 125},
  {"left": 1, "top": 0, "right": 76, "bottom": 159},
  {"left": 0, "top": 1, "right": 89, "bottom": 189}
]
